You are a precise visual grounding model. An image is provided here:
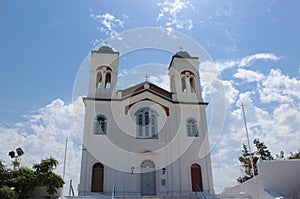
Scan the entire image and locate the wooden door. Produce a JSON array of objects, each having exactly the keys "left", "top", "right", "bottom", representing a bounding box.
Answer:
[
  {"left": 91, "top": 163, "right": 104, "bottom": 192},
  {"left": 191, "top": 164, "right": 203, "bottom": 192}
]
